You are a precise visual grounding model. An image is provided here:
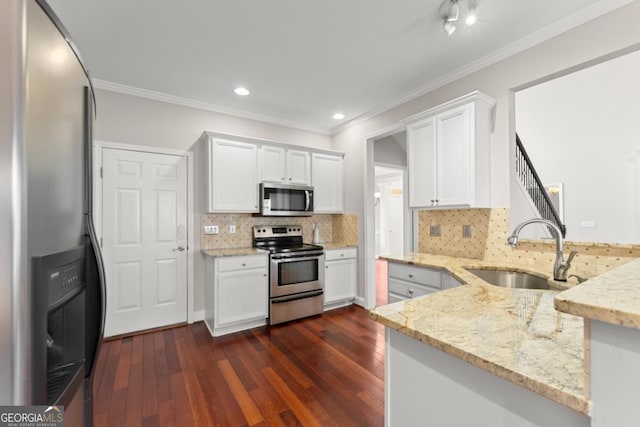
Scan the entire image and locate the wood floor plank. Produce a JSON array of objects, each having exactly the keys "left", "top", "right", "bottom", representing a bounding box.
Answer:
[
  {"left": 174, "top": 329, "right": 216, "bottom": 427},
  {"left": 263, "top": 367, "right": 323, "bottom": 427},
  {"left": 123, "top": 335, "right": 144, "bottom": 426},
  {"left": 94, "top": 306, "right": 385, "bottom": 426},
  {"left": 141, "top": 333, "right": 159, "bottom": 418},
  {"left": 113, "top": 338, "right": 132, "bottom": 390},
  {"left": 218, "top": 358, "right": 264, "bottom": 426}
]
